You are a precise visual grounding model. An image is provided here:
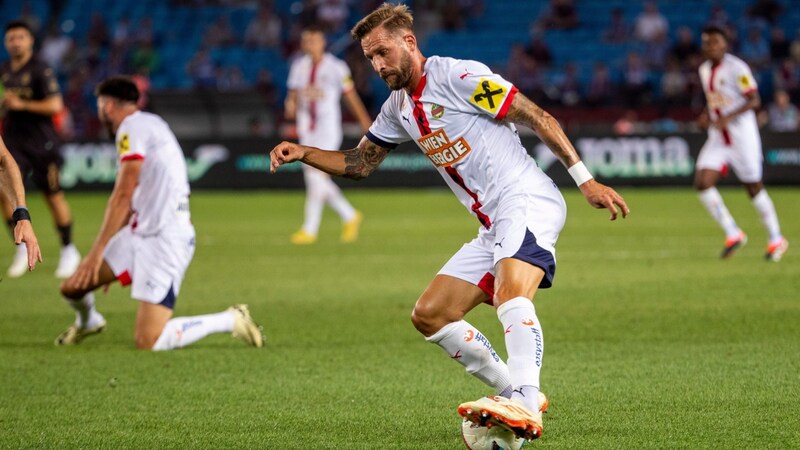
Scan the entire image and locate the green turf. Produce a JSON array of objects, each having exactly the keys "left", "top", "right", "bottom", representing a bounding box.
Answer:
[{"left": 0, "top": 187, "right": 798, "bottom": 449}]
